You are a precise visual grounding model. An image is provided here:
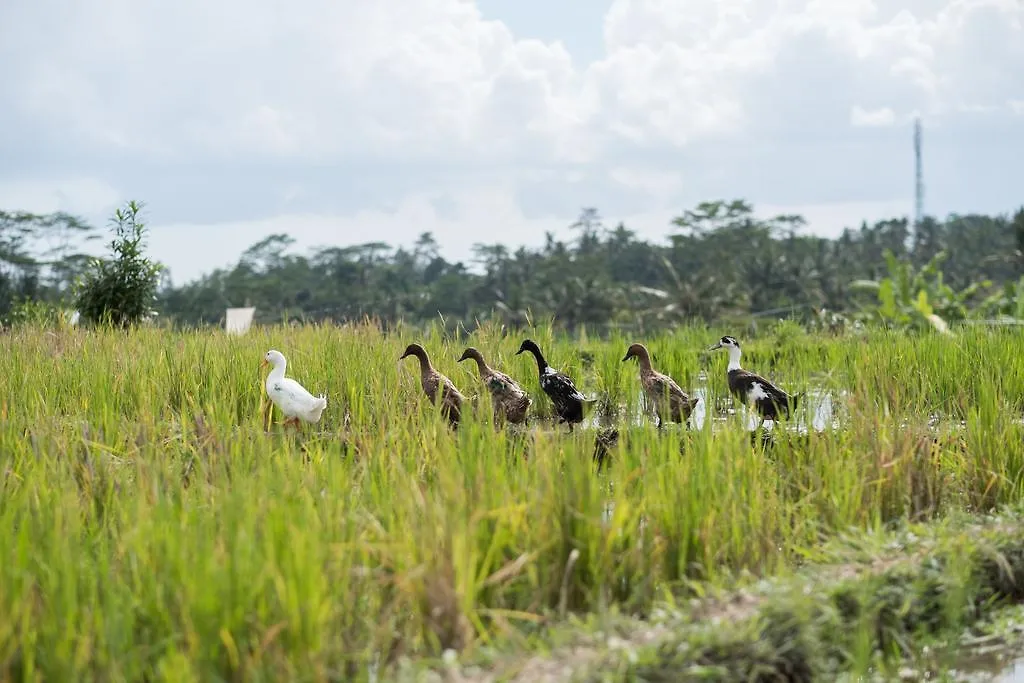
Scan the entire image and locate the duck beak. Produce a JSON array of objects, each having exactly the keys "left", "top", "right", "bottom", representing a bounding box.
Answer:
[
  {"left": 260, "top": 358, "right": 269, "bottom": 367},
  {"left": 621, "top": 353, "right": 631, "bottom": 362},
  {"left": 708, "top": 342, "right": 722, "bottom": 351}
]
